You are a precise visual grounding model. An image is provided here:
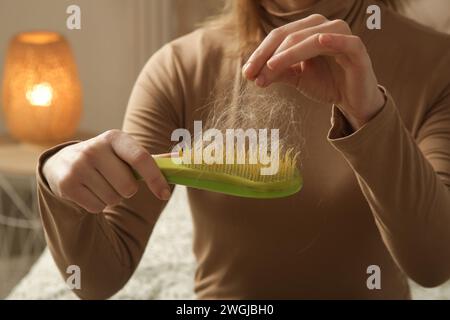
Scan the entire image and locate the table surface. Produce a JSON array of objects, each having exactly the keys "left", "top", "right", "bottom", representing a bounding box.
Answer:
[{"left": 0, "top": 133, "right": 95, "bottom": 176}]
